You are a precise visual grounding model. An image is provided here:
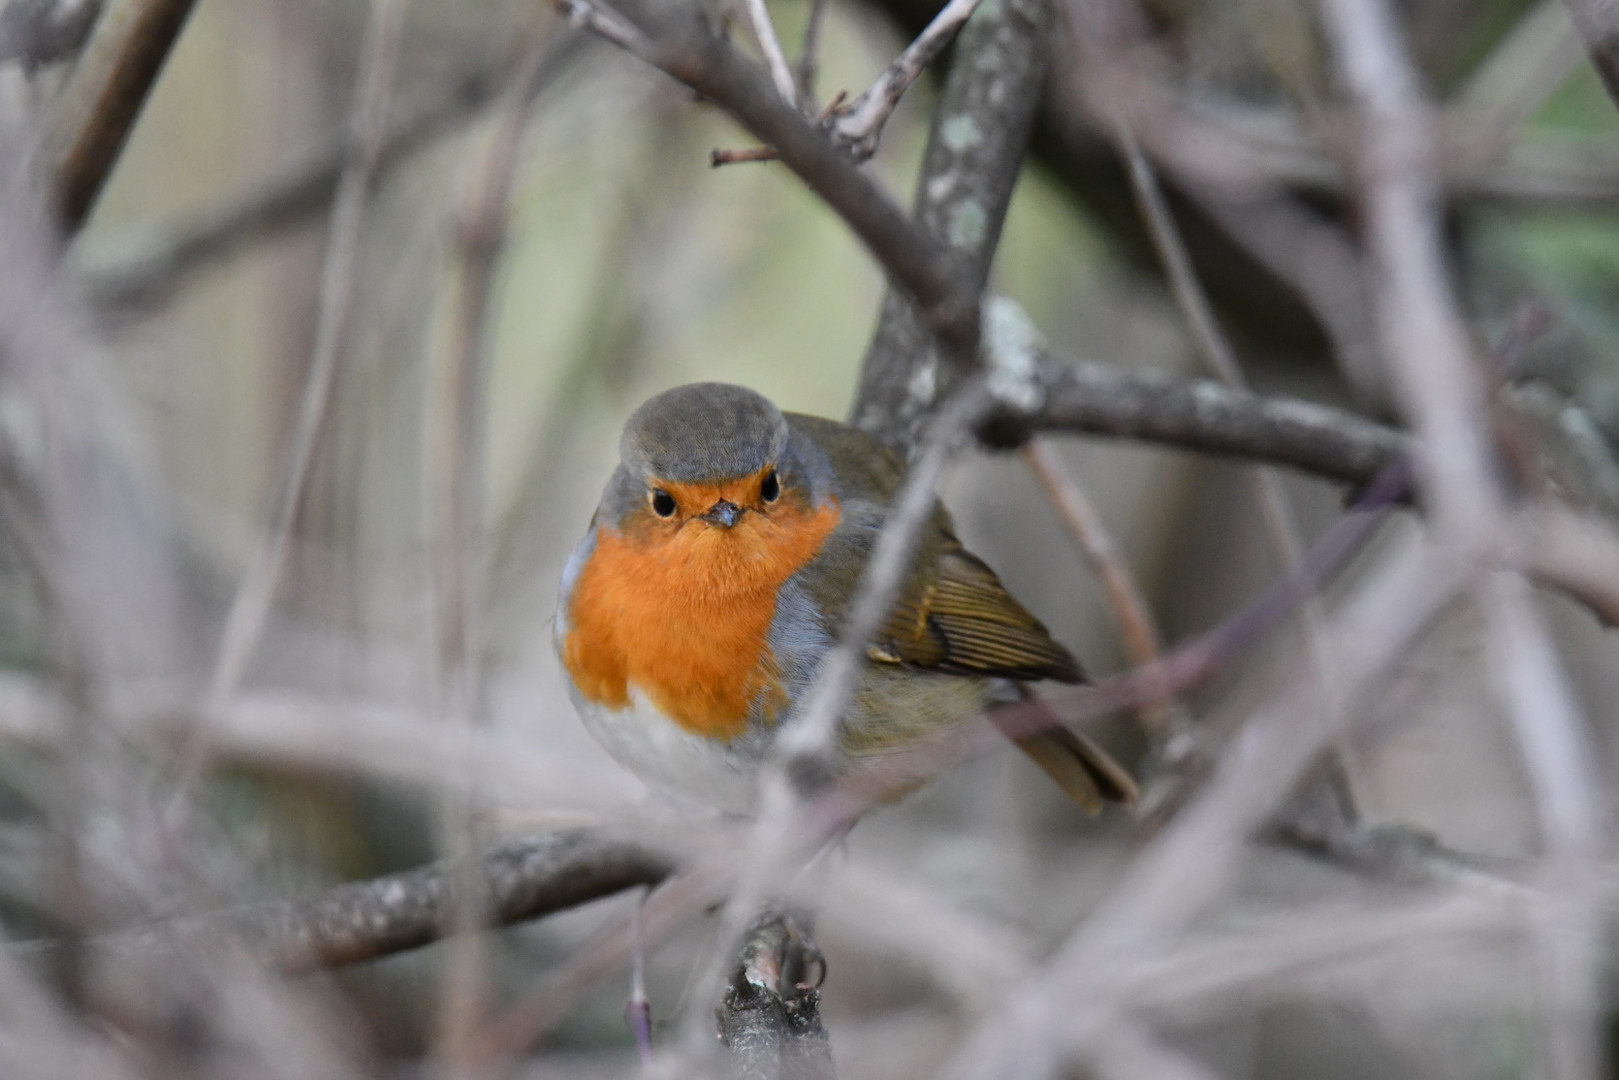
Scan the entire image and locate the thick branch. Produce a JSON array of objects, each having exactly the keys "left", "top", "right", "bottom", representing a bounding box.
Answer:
[
  {"left": 40, "top": 0, "right": 199, "bottom": 232},
  {"left": 719, "top": 914, "right": 833, "bottom": 1080},
  {"left": 229, "top": 830, "right": 674, "bottom": 972},
  {"left": 995, "top": 355, "right": 1411, "bottom": 488},
  {"left": 852, "top": 0, "right": 1051, "bottom": 447}
]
